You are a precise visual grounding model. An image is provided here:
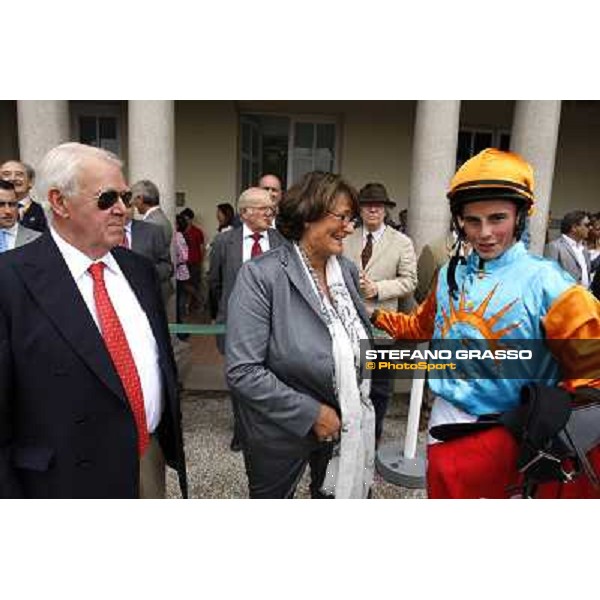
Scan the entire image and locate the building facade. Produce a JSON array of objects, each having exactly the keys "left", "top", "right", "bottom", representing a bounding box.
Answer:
[{"left": 1, "top": 99, "right": 598, "bottom": 255}]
